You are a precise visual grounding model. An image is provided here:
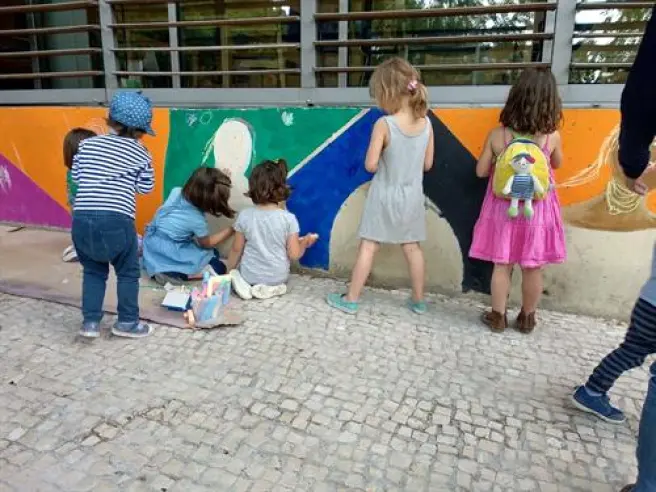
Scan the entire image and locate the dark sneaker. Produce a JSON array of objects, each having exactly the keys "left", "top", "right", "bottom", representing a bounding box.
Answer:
[
  {"left": 112, "top": 321, "right": 153, "bottom": 339},
  {"left": 79, "top": 322, "right": 101, "bottom": 338},
  {"left": 571, "top": 385, "right": 626, "bottom": 424}
]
